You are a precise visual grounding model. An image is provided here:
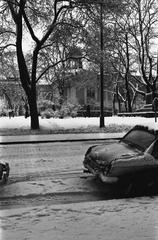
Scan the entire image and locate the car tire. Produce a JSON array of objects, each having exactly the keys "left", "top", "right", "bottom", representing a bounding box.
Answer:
[{"left": 2, "top": 173, "right": 8, "bottom": 184}]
